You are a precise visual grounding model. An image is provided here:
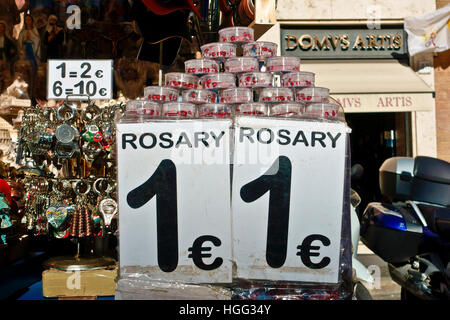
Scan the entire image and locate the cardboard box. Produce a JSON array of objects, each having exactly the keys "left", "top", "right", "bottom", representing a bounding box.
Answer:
[{"left": 42, "top": 265, "right": 118, "bottom": 298}]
